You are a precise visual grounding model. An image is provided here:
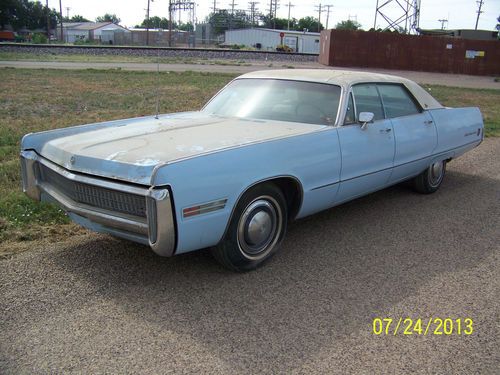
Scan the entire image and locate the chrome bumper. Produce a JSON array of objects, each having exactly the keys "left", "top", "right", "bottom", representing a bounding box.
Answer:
[{"left": 20, "top": 150, "right": 176, "bottom": 256}]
